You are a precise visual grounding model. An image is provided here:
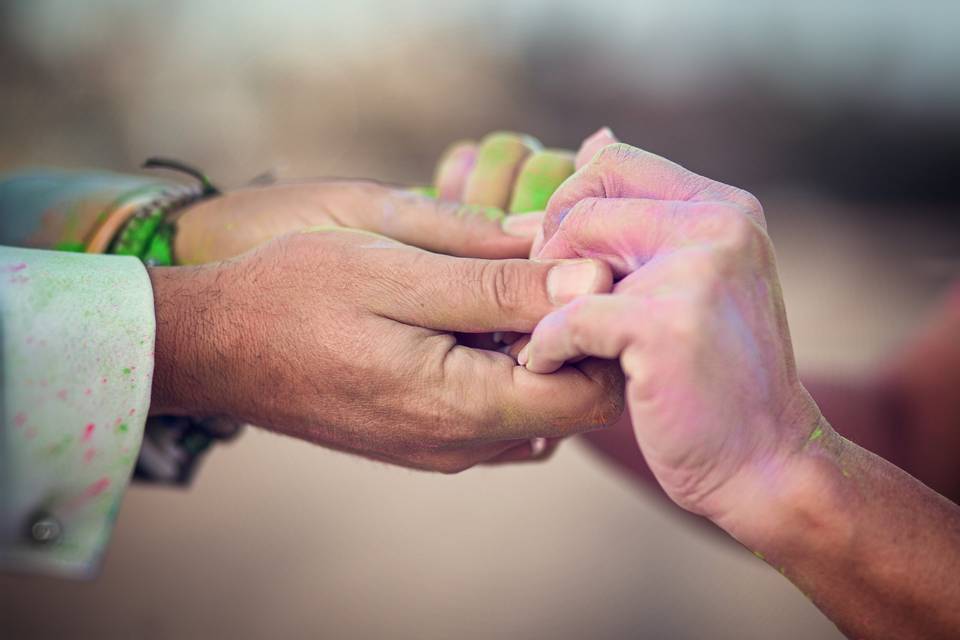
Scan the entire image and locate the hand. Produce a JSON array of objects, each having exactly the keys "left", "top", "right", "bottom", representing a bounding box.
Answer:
[
  {"left": 522, "top": 130, "right": 824, "bottom": 522},
  {"left": 173, "top": 179, "right": 546, "bottom": 264},
  {"left": 433, "top": 131, "right": 576, "bottom": 217},
  {"left": 149, "top": 227, "right": 623, "bottom": 472}
]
